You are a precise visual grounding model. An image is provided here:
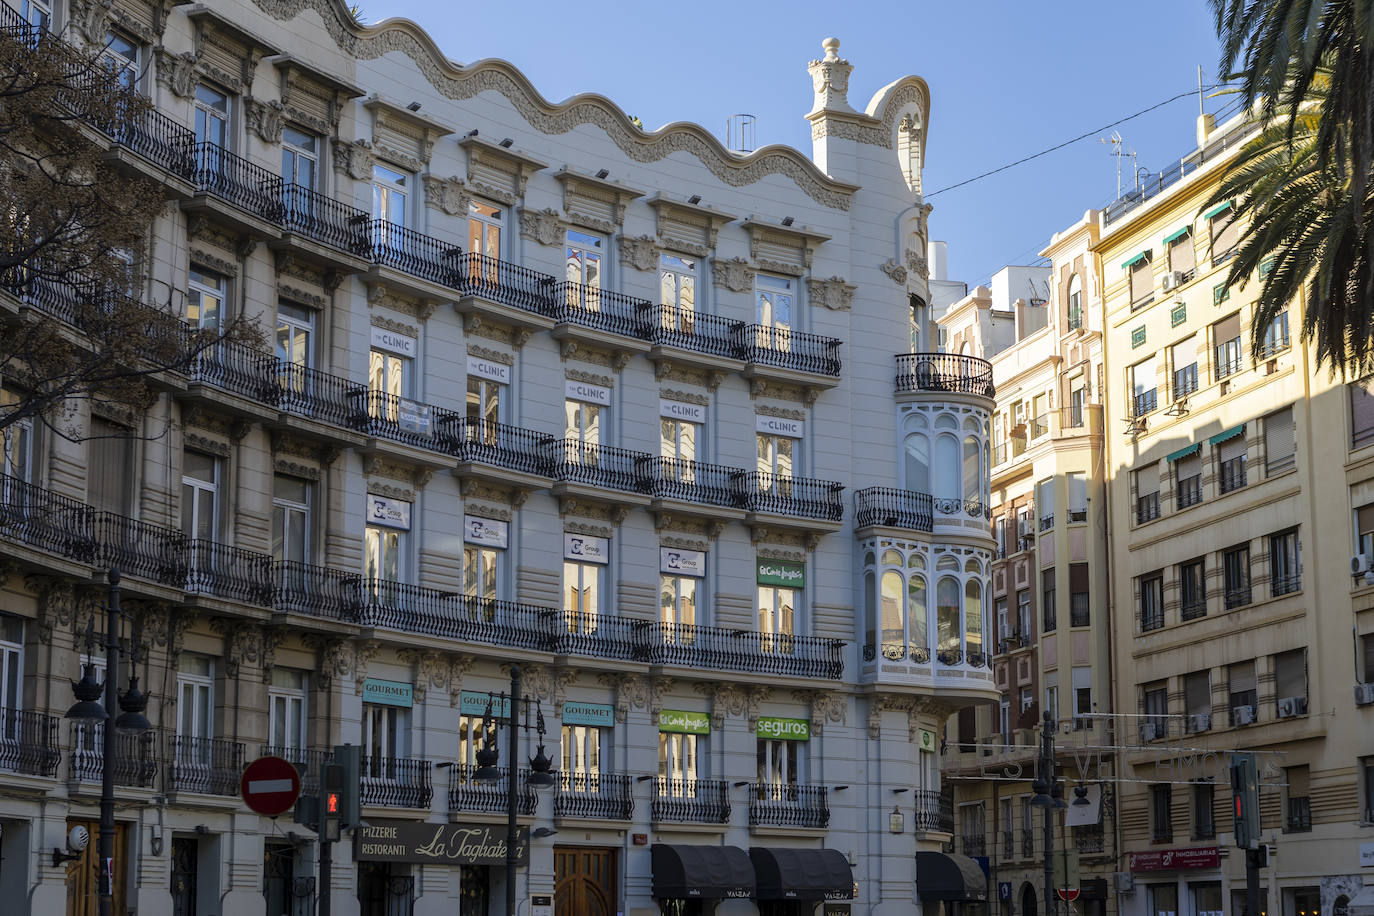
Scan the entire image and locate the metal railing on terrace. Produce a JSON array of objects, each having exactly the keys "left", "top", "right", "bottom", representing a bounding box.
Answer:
[
  {"left": 652, "top": 778, "right": 730, "bottom": 824},
  {"left": 894, "top": 353, "right": 995, "bottom": 397},
  {"left": 553, "top": 282, "right": 651, "bottom": 339},
  {"left": 0, "top": 708, "right": 61, "bottom": 777},
  {"left": 555, "top": 771, "right": 633, "bottom": 820},
  {"left": 449, "top": 765, "right": 539, "bottom": 815},
  {"left": 1102, "top": 118, "right": 1263, "bottom": 225},
  {"left": 749, "top": 783, "right": 828, "bottom": 828},
  {"left": 855, "top": 487, "right": 933, "bottom": 531},
  {"left": 645, "top": 622, "right": 844, "bottom": 679}
]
